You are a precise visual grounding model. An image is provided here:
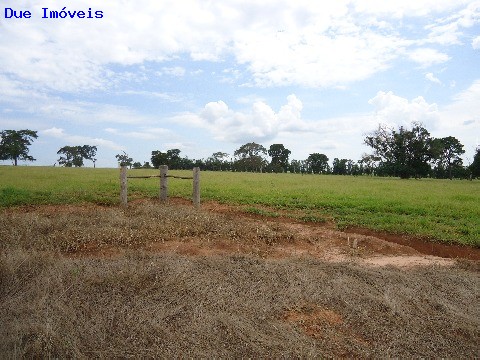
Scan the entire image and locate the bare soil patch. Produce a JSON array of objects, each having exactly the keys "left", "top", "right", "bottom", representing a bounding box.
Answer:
[
  {"left": 196, "top": 198, "right": 480, "bottom": 261},
  {"left": 1, "top": 200, "right": 478, "bottom": 357}
]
